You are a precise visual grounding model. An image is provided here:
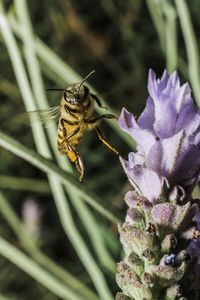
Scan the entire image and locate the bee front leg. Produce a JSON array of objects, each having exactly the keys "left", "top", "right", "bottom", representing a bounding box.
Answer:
[
  {"left": 91, "top": 94, "right": 108, "bottom": 110},
  {"left": 86, "top": 114, "right": 118, "bottom": 127}
]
